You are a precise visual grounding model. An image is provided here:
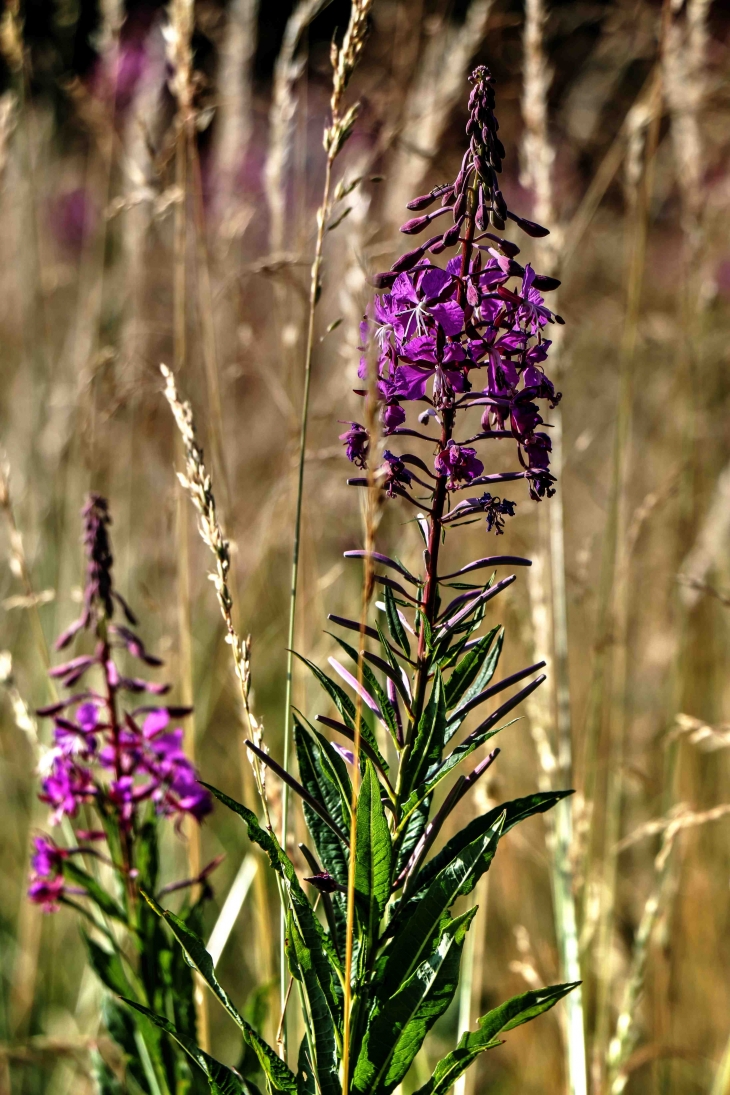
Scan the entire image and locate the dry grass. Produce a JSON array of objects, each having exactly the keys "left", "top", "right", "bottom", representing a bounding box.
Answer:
[{"left": 1, "top": 1, "right": 730, "bottom": 1093}]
